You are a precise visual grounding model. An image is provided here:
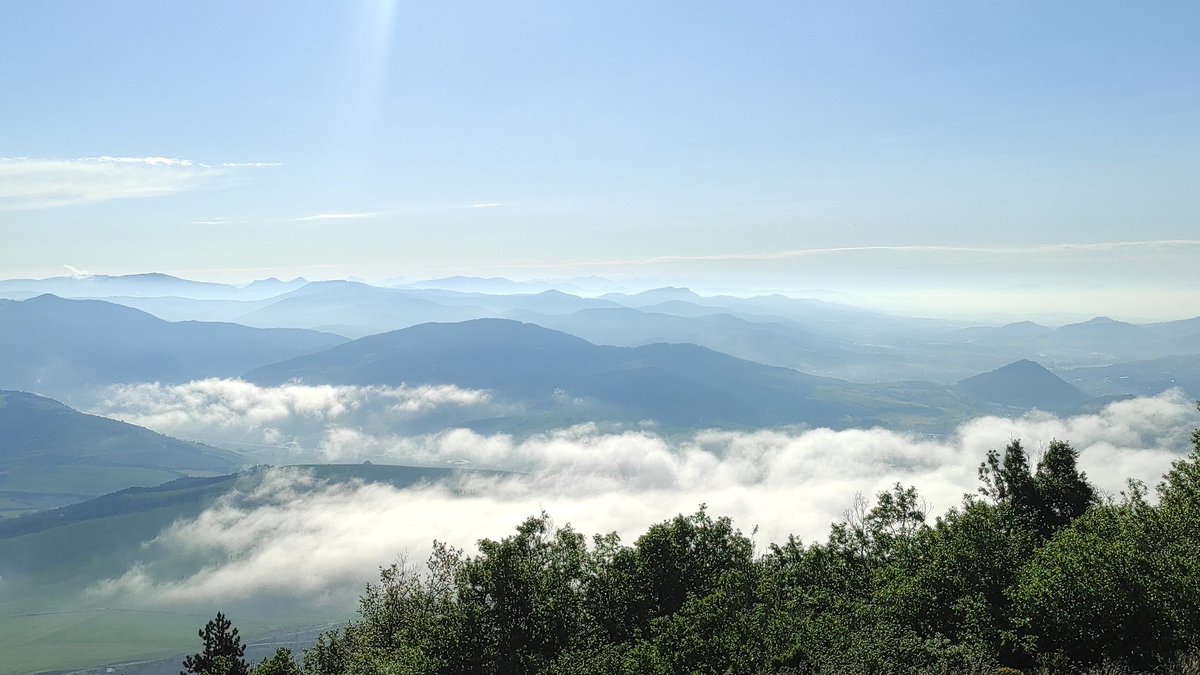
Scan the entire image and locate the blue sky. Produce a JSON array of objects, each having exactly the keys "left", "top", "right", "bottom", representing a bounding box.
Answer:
[{"left": 1, "top": 1, "right": 1198, "bottom": 316}]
